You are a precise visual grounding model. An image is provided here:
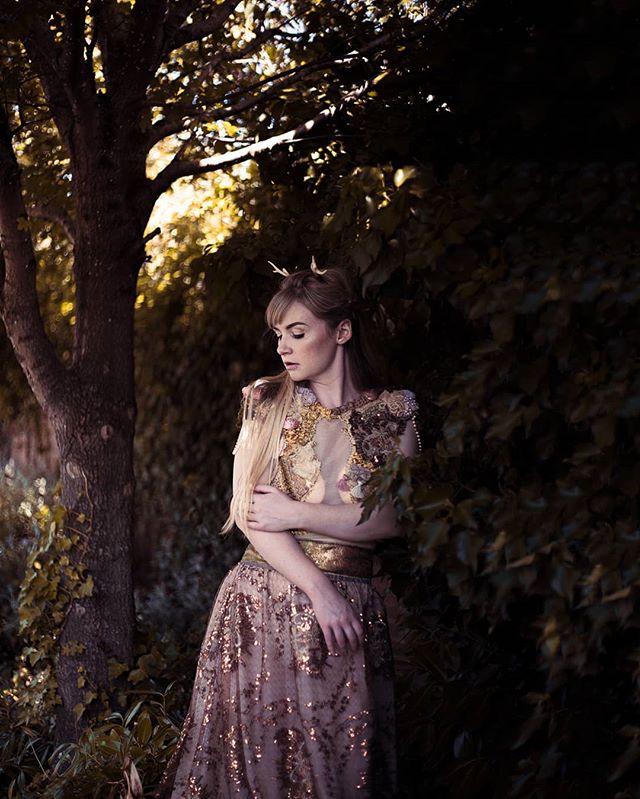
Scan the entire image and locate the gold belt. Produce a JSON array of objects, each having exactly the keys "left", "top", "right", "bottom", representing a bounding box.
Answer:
[{"left": 241, "top": 540, "right": 373, "bottom": 578}]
